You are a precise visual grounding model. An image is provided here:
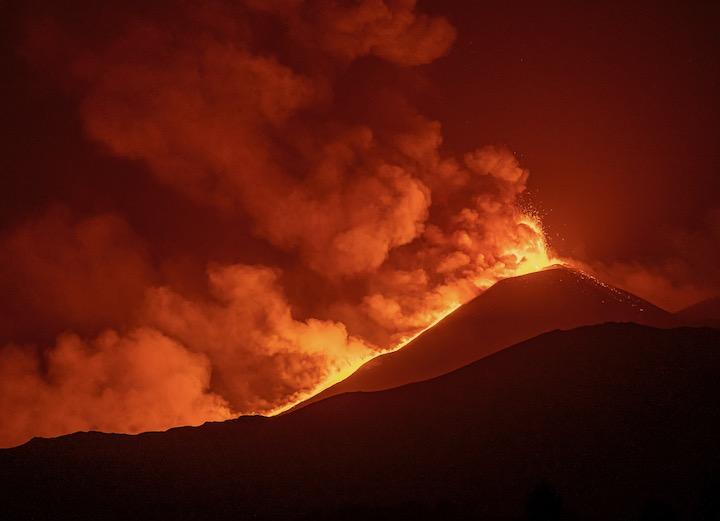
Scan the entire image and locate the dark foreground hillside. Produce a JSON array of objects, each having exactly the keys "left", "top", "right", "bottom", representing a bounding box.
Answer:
[{"left": 1, "top": 324, "right": 719, "bottom": 520}]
